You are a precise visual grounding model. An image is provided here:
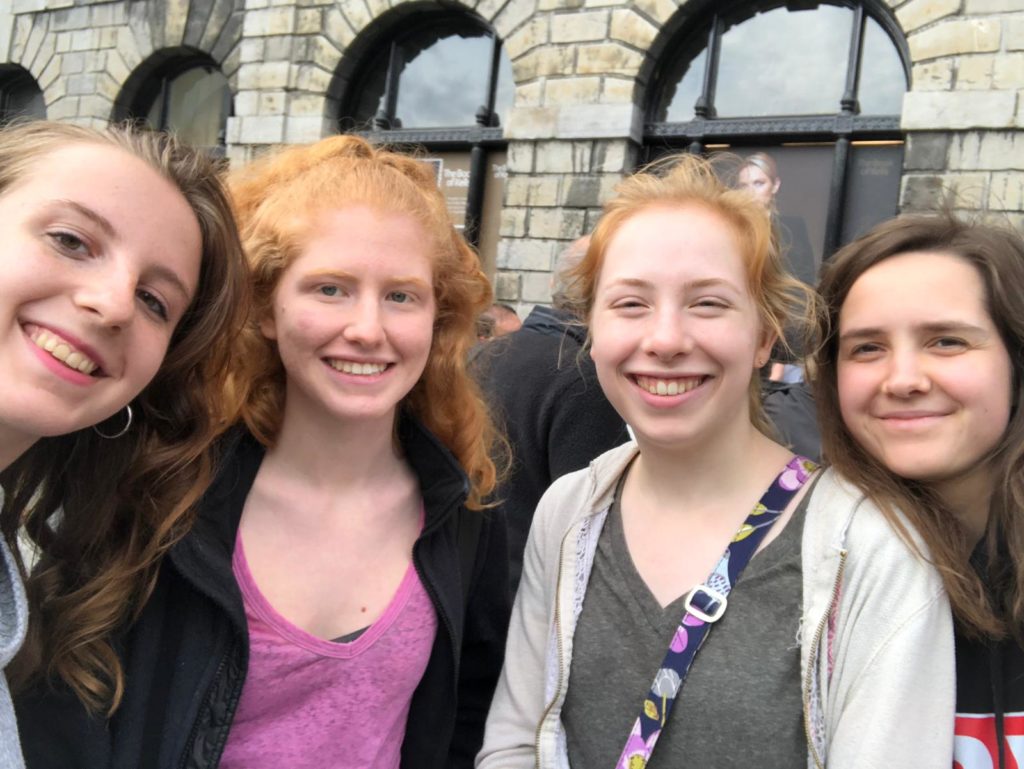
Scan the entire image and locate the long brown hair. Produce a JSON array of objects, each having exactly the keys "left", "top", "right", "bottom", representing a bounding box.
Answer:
[
  {"left": 0, "top": 121, "right": 249, "bottom": 712},
  {"left": 565, "top": 152, "right": 816, "bottom": 435},
  {"left": 815, "top": 213, "right": 1024, "bottom": 640},
  {"left": 226, "top": 134, "right": 499, "bottom": 508}
]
